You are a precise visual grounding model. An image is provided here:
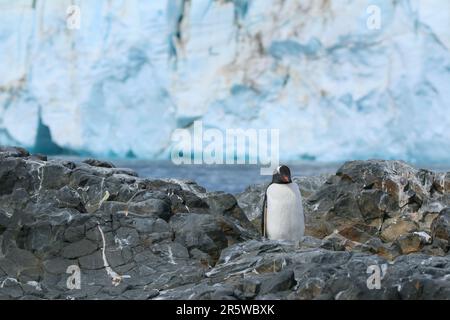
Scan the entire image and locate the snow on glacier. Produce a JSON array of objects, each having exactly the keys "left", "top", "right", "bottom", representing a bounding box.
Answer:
[{"left": 0, "top": 0, "right": 449, "bottom": 162}]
